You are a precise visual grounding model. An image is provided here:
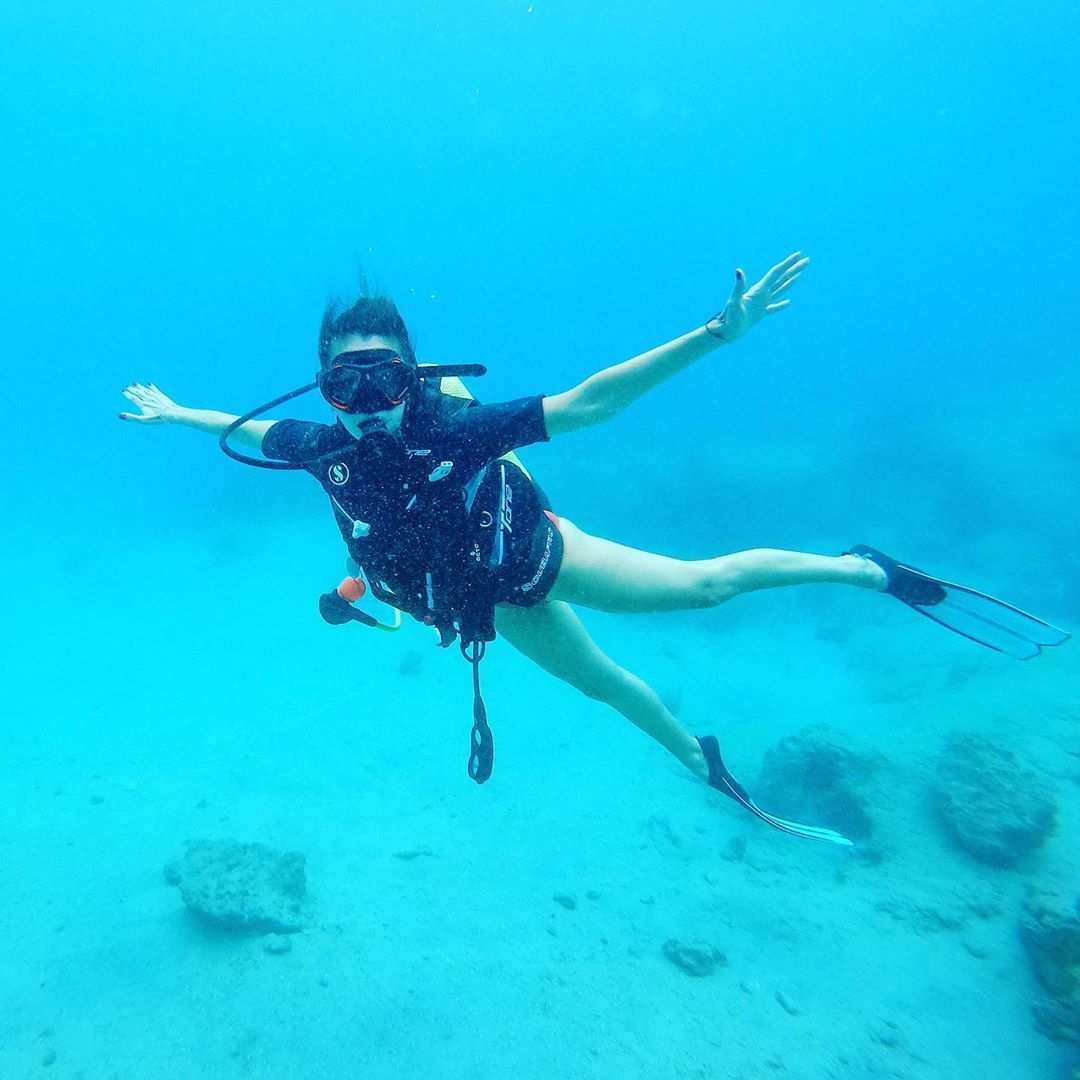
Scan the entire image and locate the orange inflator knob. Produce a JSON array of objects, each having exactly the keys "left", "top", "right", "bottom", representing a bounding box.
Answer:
[{"left": 337, "top": 577, "right": 366, "bottom": 603}]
